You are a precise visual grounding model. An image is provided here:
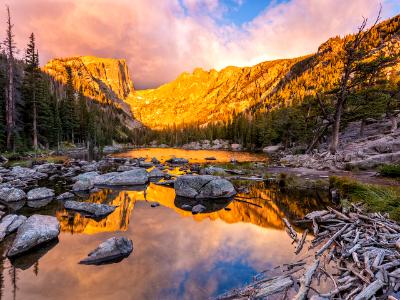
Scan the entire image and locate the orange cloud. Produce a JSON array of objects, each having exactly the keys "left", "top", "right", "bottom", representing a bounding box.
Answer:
[{"left": 0, "top": 0, "right": 397, "bottom": 89}]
